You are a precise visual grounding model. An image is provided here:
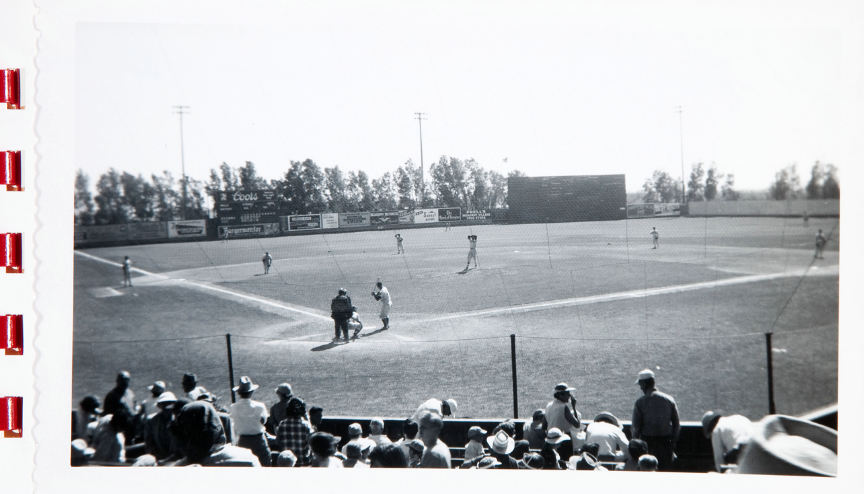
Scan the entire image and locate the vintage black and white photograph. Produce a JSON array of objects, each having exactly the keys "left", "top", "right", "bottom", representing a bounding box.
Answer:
[{"left": 38, "top": 0, "right": 854, "bottom": 482}]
